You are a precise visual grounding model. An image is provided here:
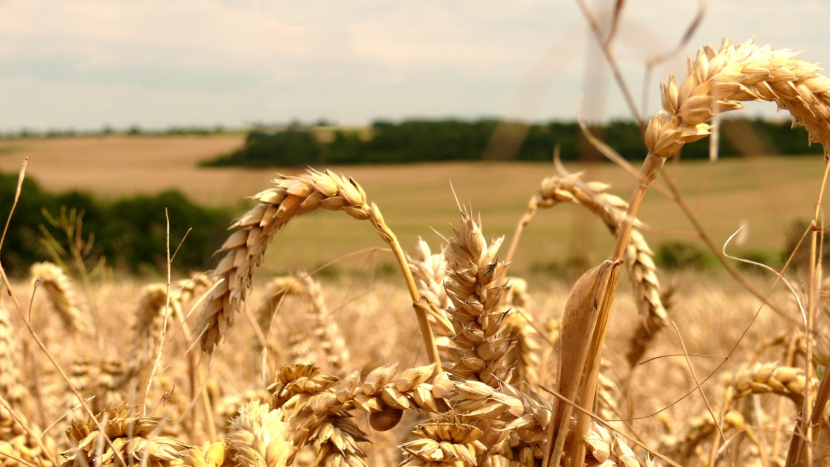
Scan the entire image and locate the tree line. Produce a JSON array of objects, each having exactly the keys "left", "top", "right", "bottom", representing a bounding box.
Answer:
[
  {"left": 0, "top": 172, "right": 231, "bottom": 276},
  {"left": 202, "top": 117, "right": 824, "bottom": 167}
]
